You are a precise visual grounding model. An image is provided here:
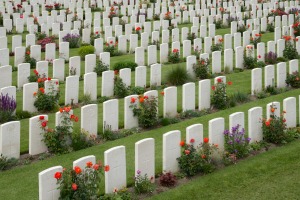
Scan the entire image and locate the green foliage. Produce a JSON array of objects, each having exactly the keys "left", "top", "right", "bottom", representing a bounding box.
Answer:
[
  {"left": 262, "top": 106, "right": 288, "bottom": 144},
  {"left": 130, "top": 96, "right": 158, "bottom": 128},
  {"left": 211, "top": 80, "right": 228, "bottom": 110},
  {"left": 267, "top": 23, "right": 275, "bottom": 32},
  {"left": 130, "top": 86, "right": 145, "bottom": 95},
  {"left": 283, "top": 41, "right": 298, "bottom": 60},
  {"left": 57, "top": 162, "right": 103, "bottom": 199},
  {"left": 229, "top": 91, "right": 250, "bottom": 104},
  {"left": 211, "top": 43, "right": 223, "bottom": 52},
  {"left": 114, "top": 76, "right": 129, "bottom": 98},
  {"left": 286, "top": 71, "right": 300, "bottom": 88},
  {"left": 177, "top": 141, "right": 216, "bottom": 177},
  {"left": 99, "top": 187, "right": 132, "bottom": 200},
  {"left": 257, "top": 61, "right": 266, "bottom": 68},
  {"left": 160, "top": 117, "right": 180, "bottom": 126},
  {"left": 166, "top": 65, "right": 190, "bottom": 86},
  {"left": 277, "top": 57, "right": 288, "bottom": 62},
  {"left": 81, "top": 93, "right": 93, "bottom": 105},
  {"left": 168, "top": 49, "right": 181, "bottom": 63},
  {"left": 243, "top": 48, "right": 257, "bottom": 69},
  {"left": 78, "top": 45, "right": 94, "bottom": 60},
  {"left": 113, "top": 61, "right": 138, "bottom": 71},
  {"left": 224, "top": 125, "right": 250, "bottom": 159},
  {"left": 94, "top": 60, "right": 109, "bottom": 76},
  {"left": 34, "top": 88, "right": 60, "bottom": 112},
  {"left": 193, "top": 58, "right": 211, "bottom": 79},
  {"left": 35, "top": 32, "right": 47, "bottom": 40},
  {"left": 159, "top": 172, "right": 177, "bottom": 187},
  {"left": 41, "top": 111, "right": 74, "bottom": 154},
  {"left": 134, "top": 171, "right": 155, "bottom": 194},
  {"left": 187, "top": 33, "right": 196, "bottom": 43},
  {"left": 0, "top": 154, "right": 18, "bottom": 171},
  {"left": 71, "top": 130, "right": 96, "bottom": 151},
  {"left": 104, "top": 42, "right": 120, "bottom": 57},
  {"left": 215, "top": 19, "right": 223, "bottom": 29},
  {"left": 180, "top": 109, "right": 209, "bottom": 119},
  {"left": 16, "top": 110, "right": 32, "bottom": 120}
]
